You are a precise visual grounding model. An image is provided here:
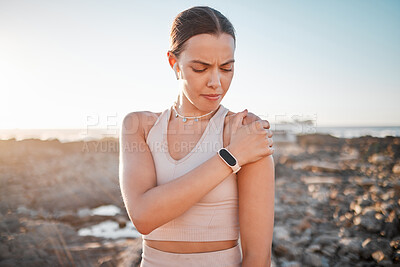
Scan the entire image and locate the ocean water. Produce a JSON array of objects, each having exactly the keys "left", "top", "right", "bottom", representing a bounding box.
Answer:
[
  {"left": 0, "top": 128, "right": 119, "bottom": 143},
  {"left": 314, "top": 126, "right": 400, "bottom": 139},
  {"left": 76, "top": 205, "right": 140, "bottom": 239},
  {"left": 0, "top": 126, "right": 399, "bottom": 143}
]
